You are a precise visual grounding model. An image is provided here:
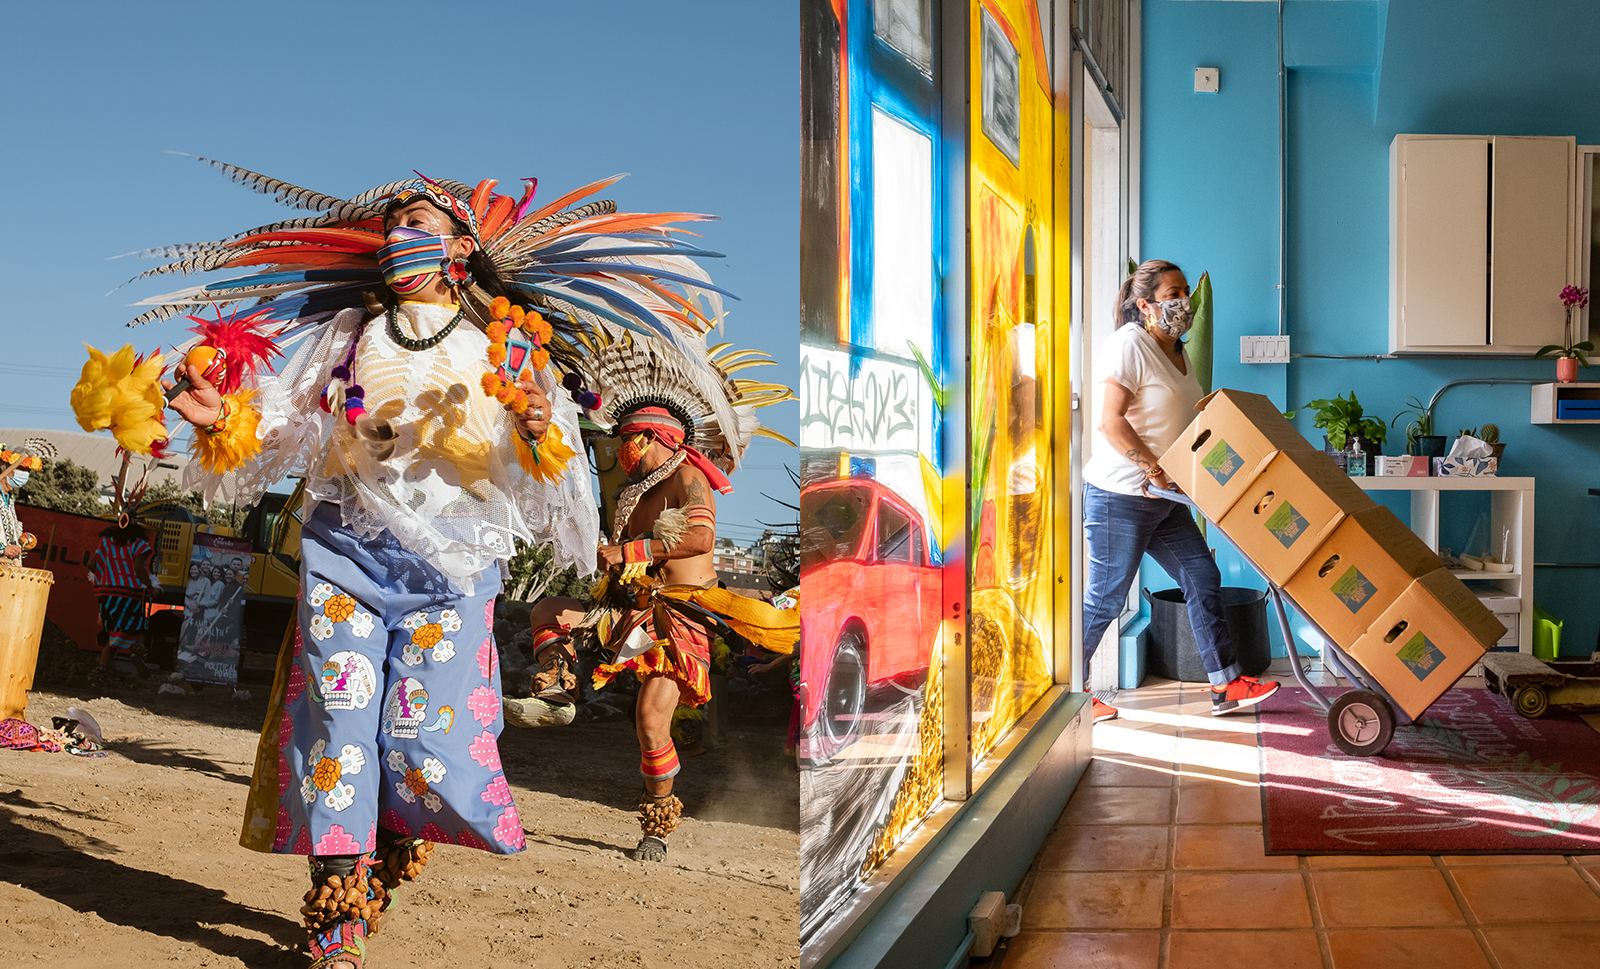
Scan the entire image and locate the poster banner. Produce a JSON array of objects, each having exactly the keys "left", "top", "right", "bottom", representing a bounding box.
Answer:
[{"left": 177, "top": 532, "right": 254, "bottom": 685}]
